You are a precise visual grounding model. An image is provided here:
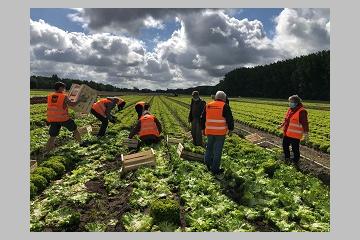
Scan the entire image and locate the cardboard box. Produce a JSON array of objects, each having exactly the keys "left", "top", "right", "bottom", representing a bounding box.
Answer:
[{"left": 68, "top": 84, "right": 98, "bottom": 113}]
